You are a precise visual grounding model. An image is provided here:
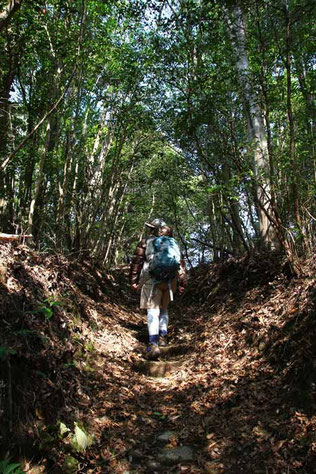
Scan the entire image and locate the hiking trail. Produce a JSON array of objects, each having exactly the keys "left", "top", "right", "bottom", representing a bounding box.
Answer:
[{"left": 1, "top": 243, "right": 316, "bottom": 473}]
